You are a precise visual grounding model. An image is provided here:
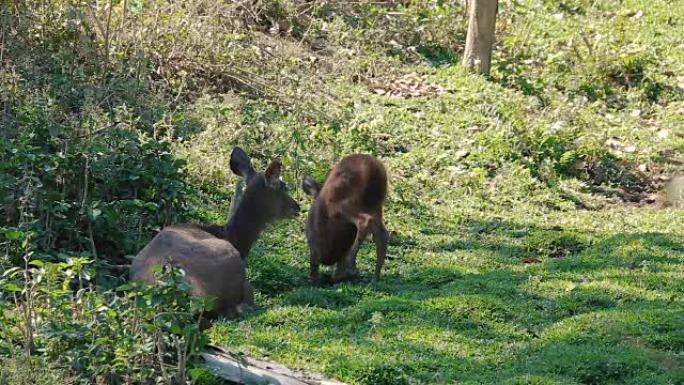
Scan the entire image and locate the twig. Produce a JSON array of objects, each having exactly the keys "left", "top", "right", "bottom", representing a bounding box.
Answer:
[
  {"left": 571, "top": 39, "right": 583, "bottom": 62},
  {"left": 58, "top": 120, "right": 121, "bottom": 142},
  {"left": 103, "top": 0, "right": 113, "bottom": 67},
  {"left": 156, "top": 332, "right": 169, "bottom": 381},
  {"left": 0, "top": 1, "right": 7, "bottom": 64},
  {"left": 86, "top": 3, "right": 106, "bottom": 59},
  {"left": 18, "top": 170, "right": 36, "bottom": 365},
  {"left": 296, "top": 0, "right": 320, "bottom": 49},
  {"left": 87, "top": 211, "right": 98, "bottom": 262},
  {"left": 580, "top": 32, "right": 594, "bottom": 57},
  {"left": 174, "top": 337, "right": 187, "bottom": 385},
  {"left": 81, "top": 153, "right": 99, "bottom": 262},
  {"left": 119, "top": 0, "right": 127, "bottom": 38},
  {"left": 235, "top": 0, "right": 261, "bottom": 24}
]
